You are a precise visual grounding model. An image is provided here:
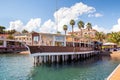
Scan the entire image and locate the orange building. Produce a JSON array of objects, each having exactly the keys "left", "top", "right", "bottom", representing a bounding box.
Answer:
[
  {"left": 0, "top": 34, "right": 9, "bottom": 39},
  {"left": 67, "top": 29, "right": 97, "bottom": 43}
]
